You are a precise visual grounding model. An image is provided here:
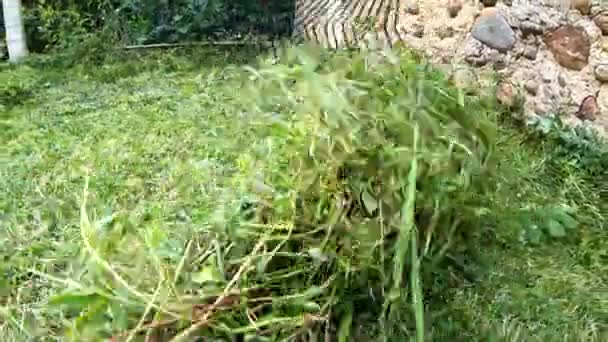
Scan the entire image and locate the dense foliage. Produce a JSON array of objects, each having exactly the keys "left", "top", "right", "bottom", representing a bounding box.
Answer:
[{"left": 16, "top": 0, "right": 294, "bottom": 53}]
